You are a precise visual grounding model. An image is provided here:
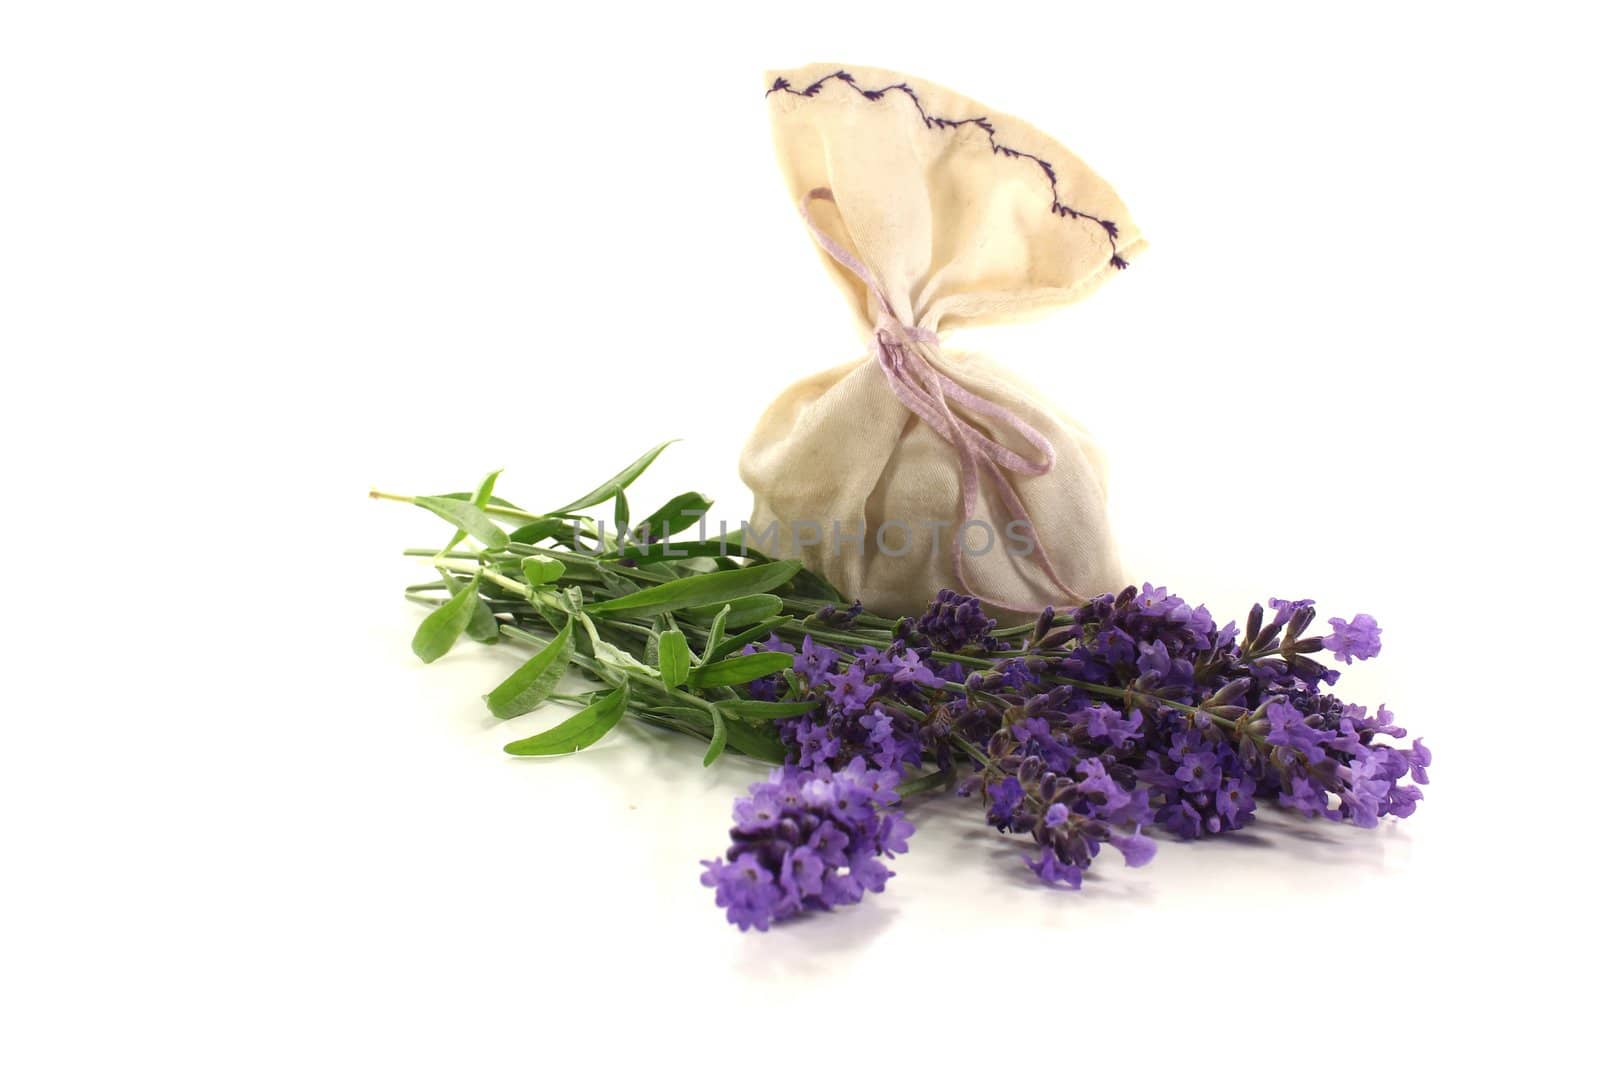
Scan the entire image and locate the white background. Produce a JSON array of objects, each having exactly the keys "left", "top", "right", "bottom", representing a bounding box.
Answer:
[{"left": 3, "top": 1, "right": 1595, "bottom": 1062}]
